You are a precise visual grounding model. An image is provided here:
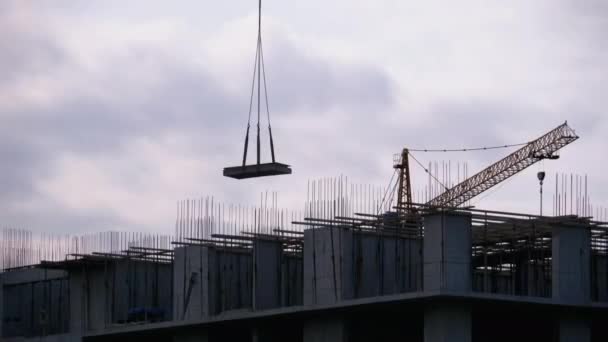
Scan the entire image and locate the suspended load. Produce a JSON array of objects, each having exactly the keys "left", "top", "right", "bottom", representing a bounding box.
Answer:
[{"left": 223, "top": 0, "right": 292, "bottom": 179}]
